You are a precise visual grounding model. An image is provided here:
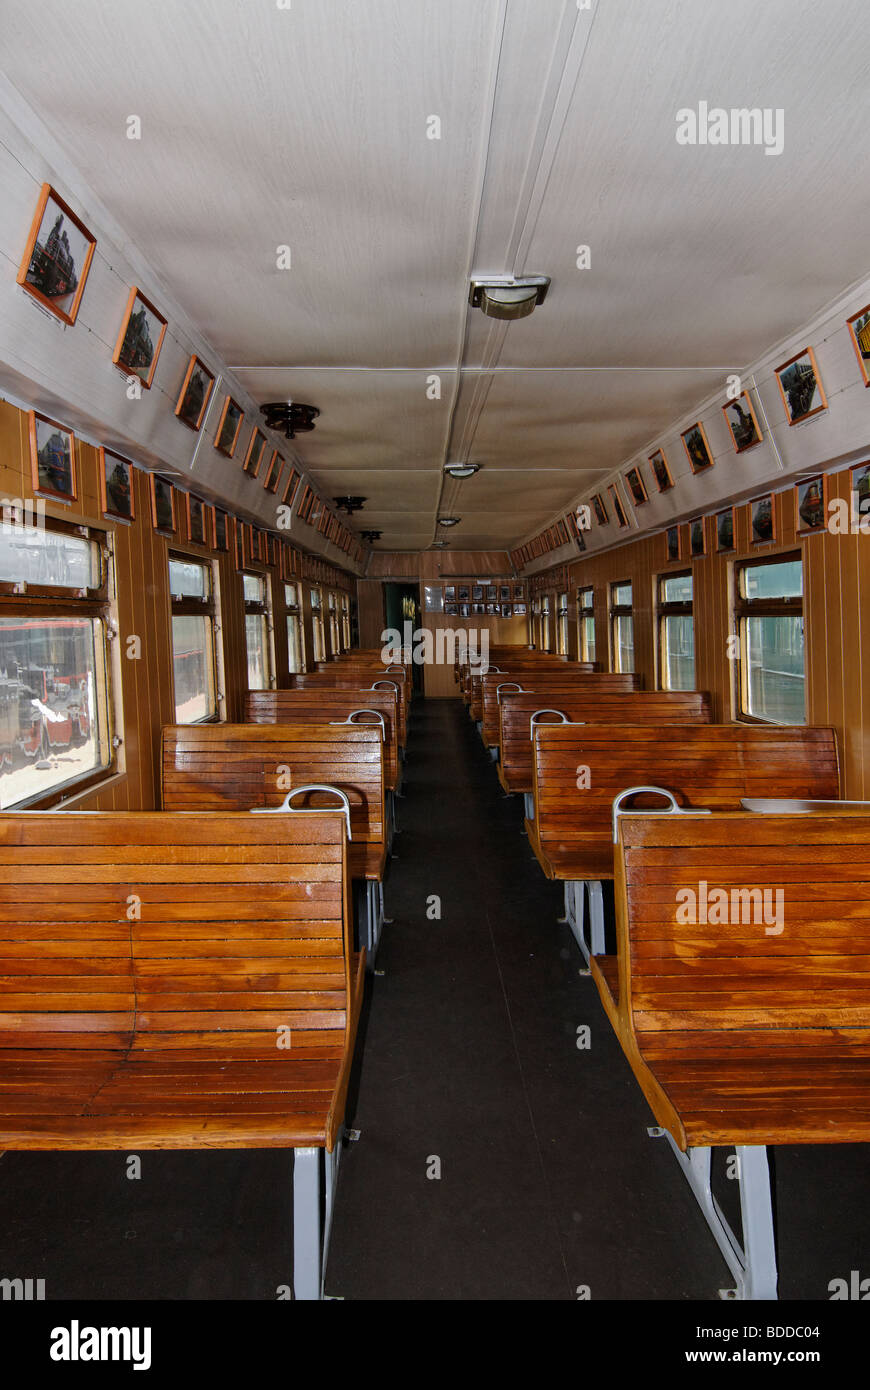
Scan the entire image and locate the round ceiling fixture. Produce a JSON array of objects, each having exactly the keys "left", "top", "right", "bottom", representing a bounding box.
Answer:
[
  {"left": 437, "top": 517, "right": 461, "bottom": 527},
  {"left": 444, "top": 462, "right": 480, "bottom": 479},
  {"left": 469, "top": 275, "right": 550, "bottom": 321},
  {"left": 334, "top": 495, "right": 367, "bottom": 515},
  {"left": 360, "top": 529, "right": 382, "bottom": 543}
]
